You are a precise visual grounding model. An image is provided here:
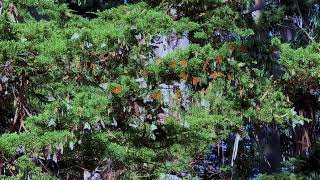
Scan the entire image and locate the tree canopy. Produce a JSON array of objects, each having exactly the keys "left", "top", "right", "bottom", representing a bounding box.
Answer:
[{"left": 0, "top": 0, "right": 320, "bottom": 179}]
